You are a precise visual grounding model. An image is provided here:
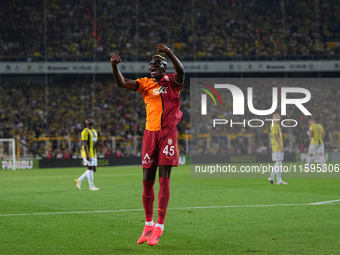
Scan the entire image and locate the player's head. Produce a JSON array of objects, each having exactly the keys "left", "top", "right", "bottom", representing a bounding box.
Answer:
[
  {"left": 84, "top": 118, "right": 94, "bottom": 128},
  {"left": 308, "top": 119, "right": 315, "bottom": 126},
  {"left": 273, "top": 112, "right": 280, "bottom": 122},
  {"left": 149, "top": 55, "right": 167, "bottom": 79}
]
